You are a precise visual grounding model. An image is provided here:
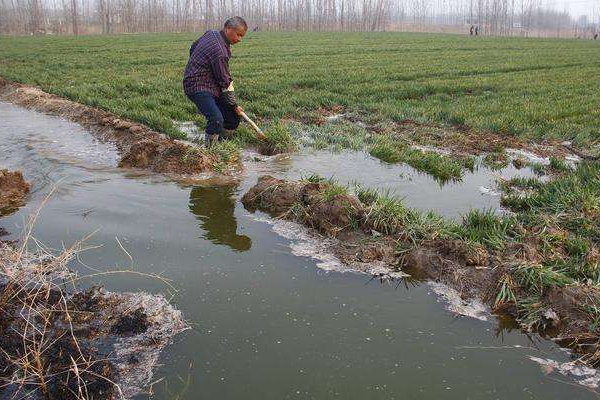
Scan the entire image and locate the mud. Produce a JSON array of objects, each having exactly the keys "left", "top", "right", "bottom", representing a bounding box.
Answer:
[
  {"left": 0, "top": 282, "right": 117, "bottom": 400},
  {"left": 256, "top": 140, "right": 289, "bottom": 156},
  {"left": 243, "top": 175, "right": 600, "bottom": 364},
  {"left": 0, "top": 78, "right": 218, "bottom": 175},
  {"left": 0, "top": 169, "right": 30, "bottom": 216}
]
